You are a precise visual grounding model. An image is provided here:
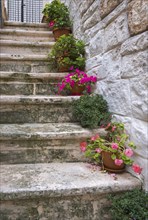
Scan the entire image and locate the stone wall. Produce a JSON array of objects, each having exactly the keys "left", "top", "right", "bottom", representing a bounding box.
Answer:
[{"left": 62, "top": 0, "right": 148, "bottom": 191}]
